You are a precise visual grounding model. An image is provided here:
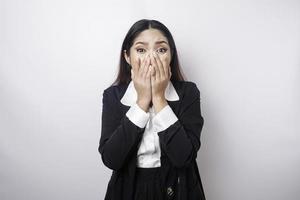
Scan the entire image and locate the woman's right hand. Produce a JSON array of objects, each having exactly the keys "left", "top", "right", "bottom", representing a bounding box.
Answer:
[{"left": 131, "top": 54, "right": 153, "bottom": 112}]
